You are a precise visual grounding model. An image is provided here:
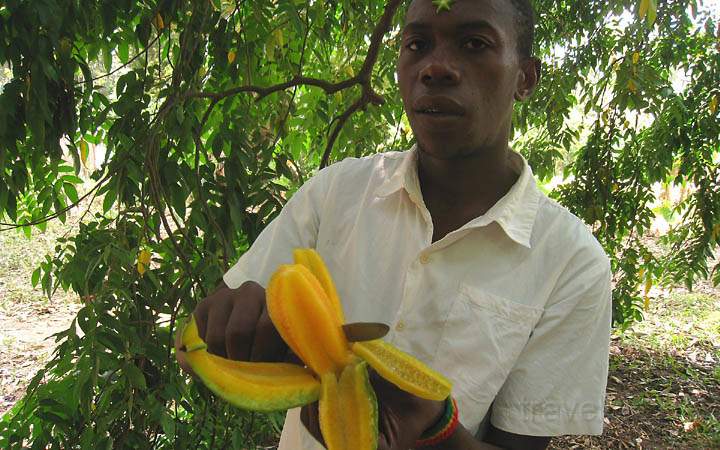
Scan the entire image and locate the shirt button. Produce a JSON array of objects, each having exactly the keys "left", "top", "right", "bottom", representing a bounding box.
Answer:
[
  {"left": 395, "top": 321, "right": 406, "bottom": 331},
  {"left": 419, "top": 254, "right": 430, "bottom": 264}
]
